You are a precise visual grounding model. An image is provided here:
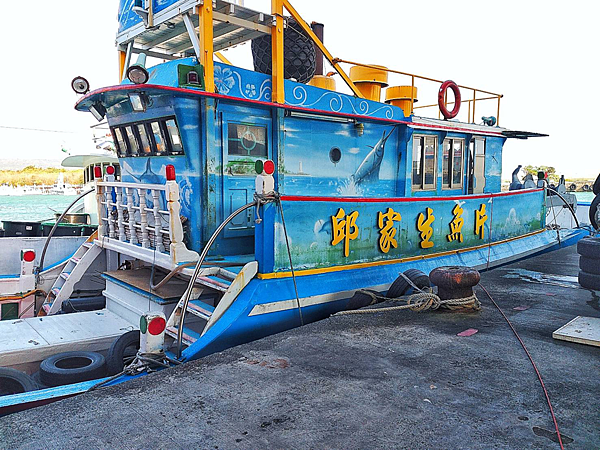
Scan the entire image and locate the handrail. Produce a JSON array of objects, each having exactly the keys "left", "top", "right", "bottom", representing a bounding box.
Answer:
[
  {"left": 332, "top": 58, "right": 503, "bottom": 125},
  {"left": 546, "top": 187, "right": 580, "bottom": 229},
  {"left": 38, "top": 188, "right": 96, "bottom": 273},
  {"left": 176, "top": 200, "right": 257, "bottom": 358},
  {"left": 333, "top": 59, "right": 503, "bottom": 97}
]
